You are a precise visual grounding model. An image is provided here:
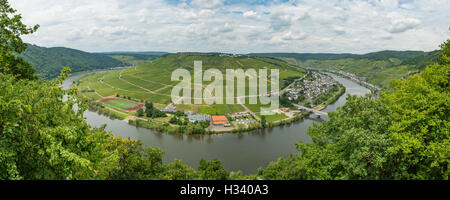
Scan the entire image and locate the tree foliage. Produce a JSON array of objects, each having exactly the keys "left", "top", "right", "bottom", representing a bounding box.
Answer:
[
  {"left": 381, "top": 55, "right": 449, "bottom": 179},
  {"left": 0, "top": 68, "right": 119, "bottom": 179},
  {"left": 0, "top": 0, "right": 39, "bottom": 80},
  {"left": 20, "top": 44, "right": 125, "bottom": 79},
  {"left": 198, "top": 159, "right": 230, "bottom": 180}
]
